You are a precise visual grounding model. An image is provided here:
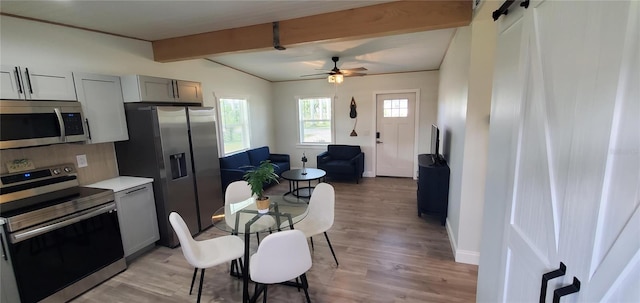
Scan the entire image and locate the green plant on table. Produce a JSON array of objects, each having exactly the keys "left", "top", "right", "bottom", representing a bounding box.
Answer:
[{"left": 243, "top": 160, "right": 279, "bottom": 201}]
